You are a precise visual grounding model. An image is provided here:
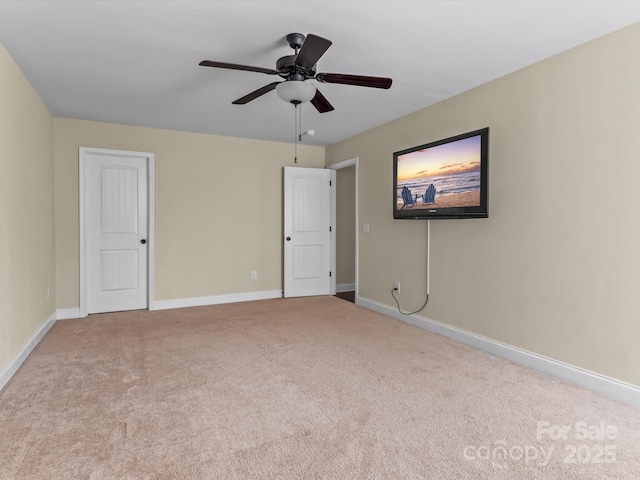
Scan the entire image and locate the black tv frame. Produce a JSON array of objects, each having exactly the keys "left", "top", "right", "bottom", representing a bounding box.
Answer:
[{"left": 393, "top": 127, "right": 489, "bottom": 220}]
